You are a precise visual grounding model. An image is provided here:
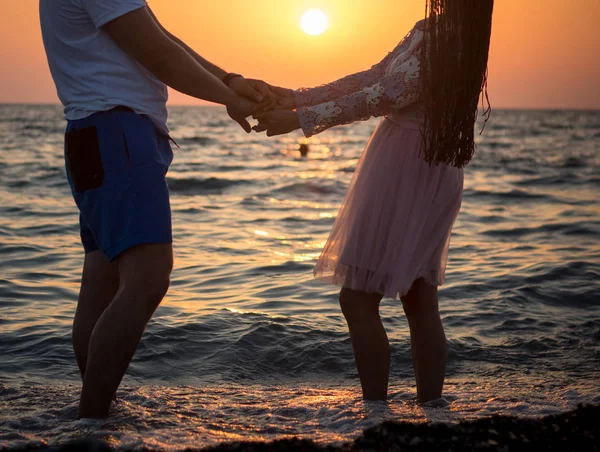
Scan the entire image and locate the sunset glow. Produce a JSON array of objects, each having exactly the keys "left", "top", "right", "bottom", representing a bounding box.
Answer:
[{"left": 0, "top": 1, "right": 599, "bottom": 108}]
